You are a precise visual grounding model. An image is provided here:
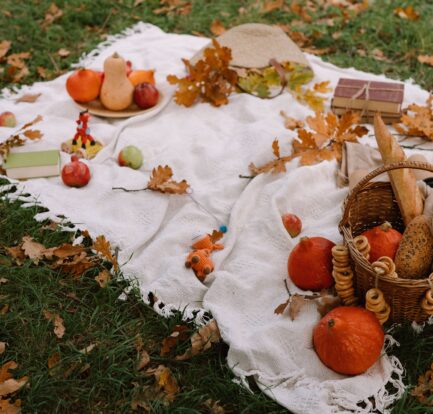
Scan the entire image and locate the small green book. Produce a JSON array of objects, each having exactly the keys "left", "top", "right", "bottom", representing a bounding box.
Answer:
[{"left": 3, "top": 150, "right": 60, "bottom": 180}]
